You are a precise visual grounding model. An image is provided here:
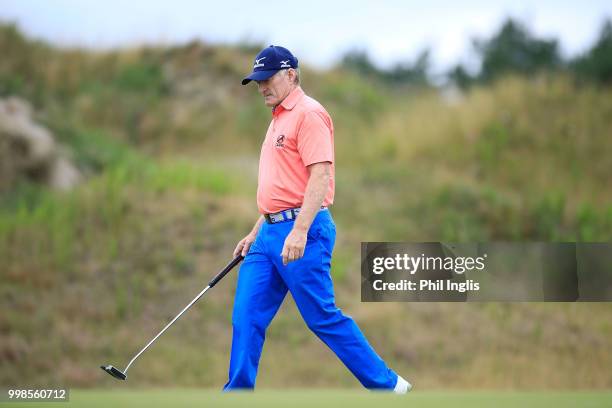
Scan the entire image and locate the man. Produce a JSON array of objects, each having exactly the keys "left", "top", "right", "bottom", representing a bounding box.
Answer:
[{"left": 224, "top": 45, "right": 411, "bottom": 393}]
